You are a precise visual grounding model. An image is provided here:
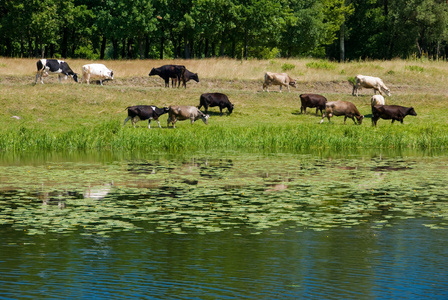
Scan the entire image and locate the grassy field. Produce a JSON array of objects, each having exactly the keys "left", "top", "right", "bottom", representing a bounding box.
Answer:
[{"left": 0, "top": 57, "right": 448, "bottom": 152}]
